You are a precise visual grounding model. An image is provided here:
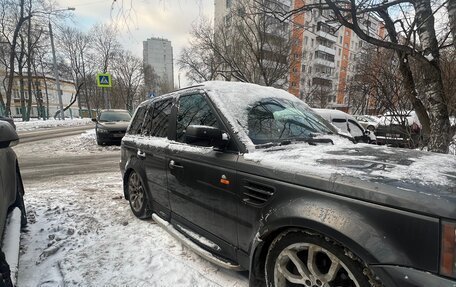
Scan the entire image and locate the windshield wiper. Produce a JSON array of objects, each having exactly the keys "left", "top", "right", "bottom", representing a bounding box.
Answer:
[
  {"left": 255, "top": 137, "right": 333, "bottom": 149},
  {"left": 285, "top": 137, "right": 334, "bottom": 146}
]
